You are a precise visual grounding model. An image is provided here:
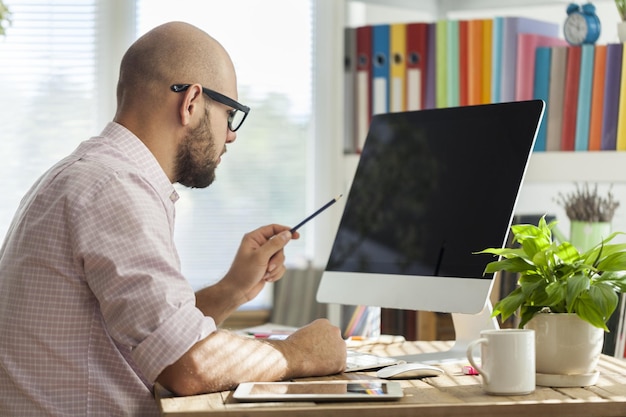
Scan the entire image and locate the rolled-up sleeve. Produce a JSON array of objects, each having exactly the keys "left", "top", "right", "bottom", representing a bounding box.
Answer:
[{"left": 71, "top": 162, "right": 216, "bottom": 383}]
